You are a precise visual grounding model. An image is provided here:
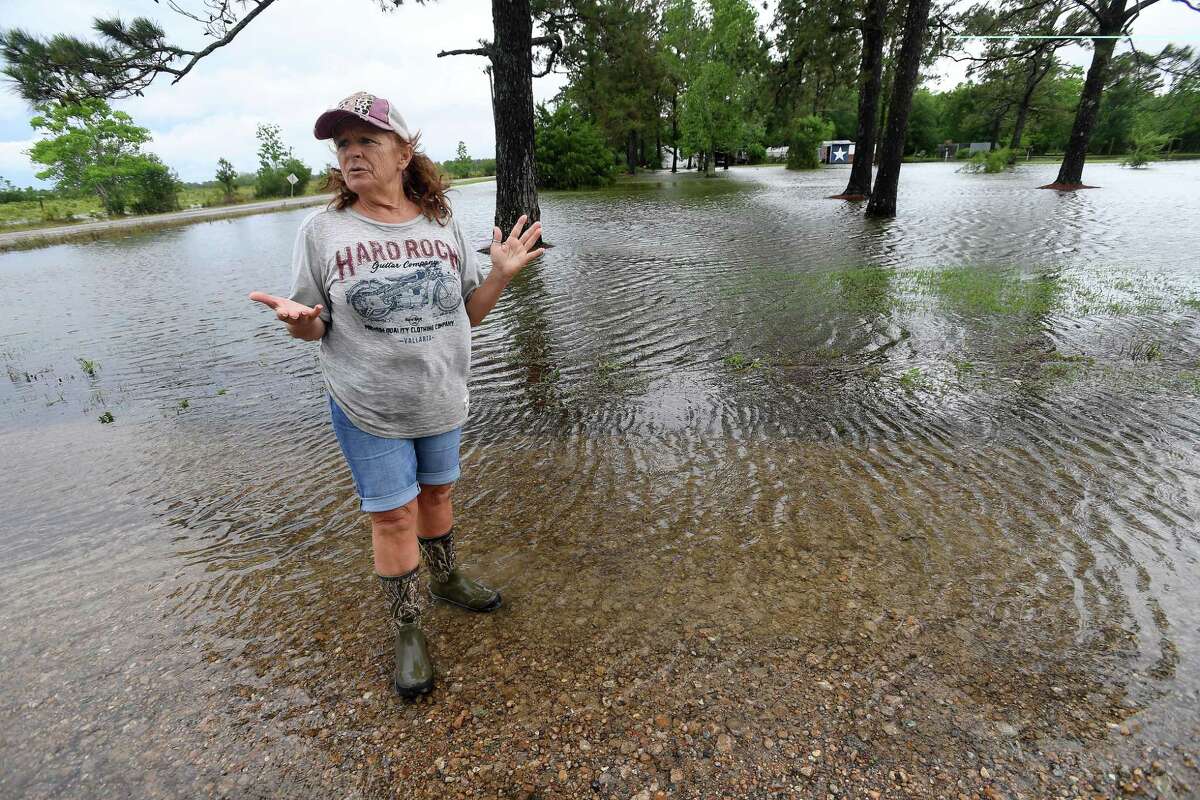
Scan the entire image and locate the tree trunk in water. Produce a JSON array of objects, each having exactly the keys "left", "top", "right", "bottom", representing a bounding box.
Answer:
[
  {"left": 1048, "top": 30, "right": 1121, "bottom": 187},
  {"left": 865, "top": 0, "right": 934, "bottom": 218},
  {"left": 626, "top": 129, "right": 637, "bottom": 174},
  {"left": 491, "top": 0, "right": 541, "bottom": 232},
  {"left": 671, "top": 92, "right": 679, "bottom": 173},
  {"left": 842, "top": 0, "right": 887, "bottom": 197}
]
